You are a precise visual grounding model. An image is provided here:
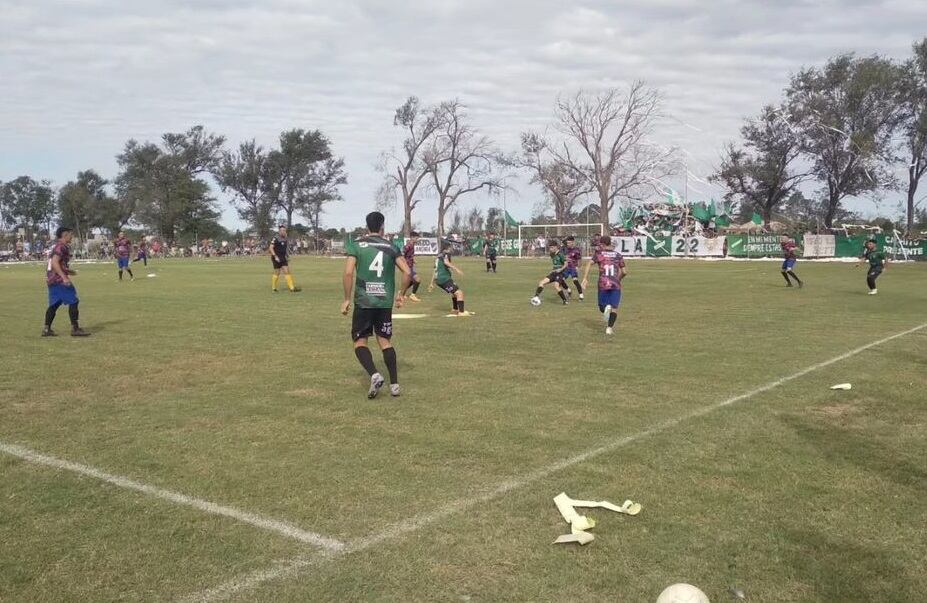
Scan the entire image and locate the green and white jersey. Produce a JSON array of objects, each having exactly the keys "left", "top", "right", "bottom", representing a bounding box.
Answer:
[
  {"left": 865, "top": 249, "right": 886, "bottom": 267},
  {"left": 484, "top": 239, "right": 498, "bottom": 255},
  {"left": 346, "top": 235, "right": 401, "bottom": 309},
  {"left": 435, "top": 251, "right": 454, "bottom": 284}
]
